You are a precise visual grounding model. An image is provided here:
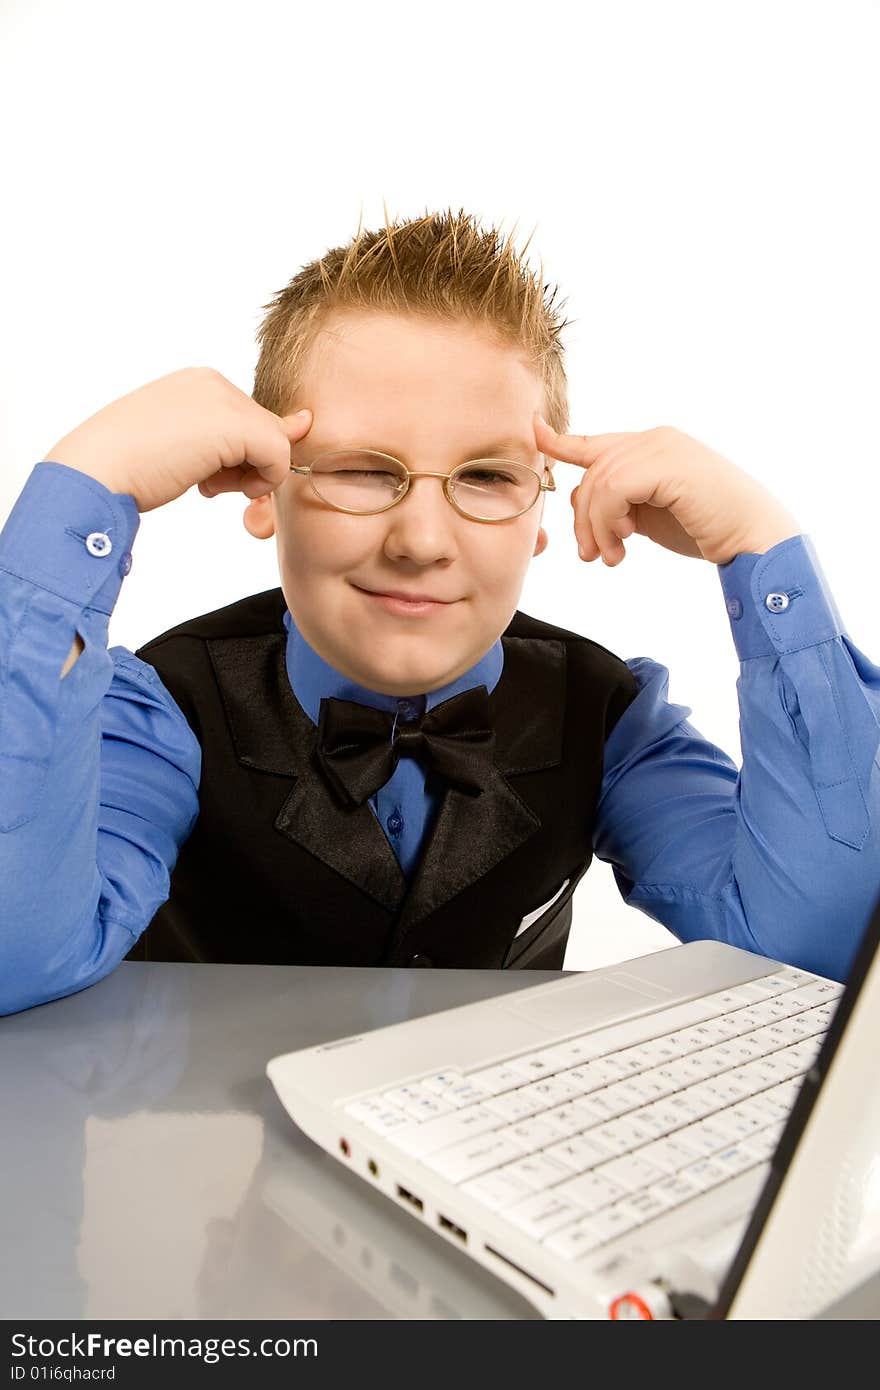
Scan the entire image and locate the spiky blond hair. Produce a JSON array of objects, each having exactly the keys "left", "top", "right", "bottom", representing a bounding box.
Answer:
[{"left": 252, "top": 205, "right": 572, "bottom": 432}]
